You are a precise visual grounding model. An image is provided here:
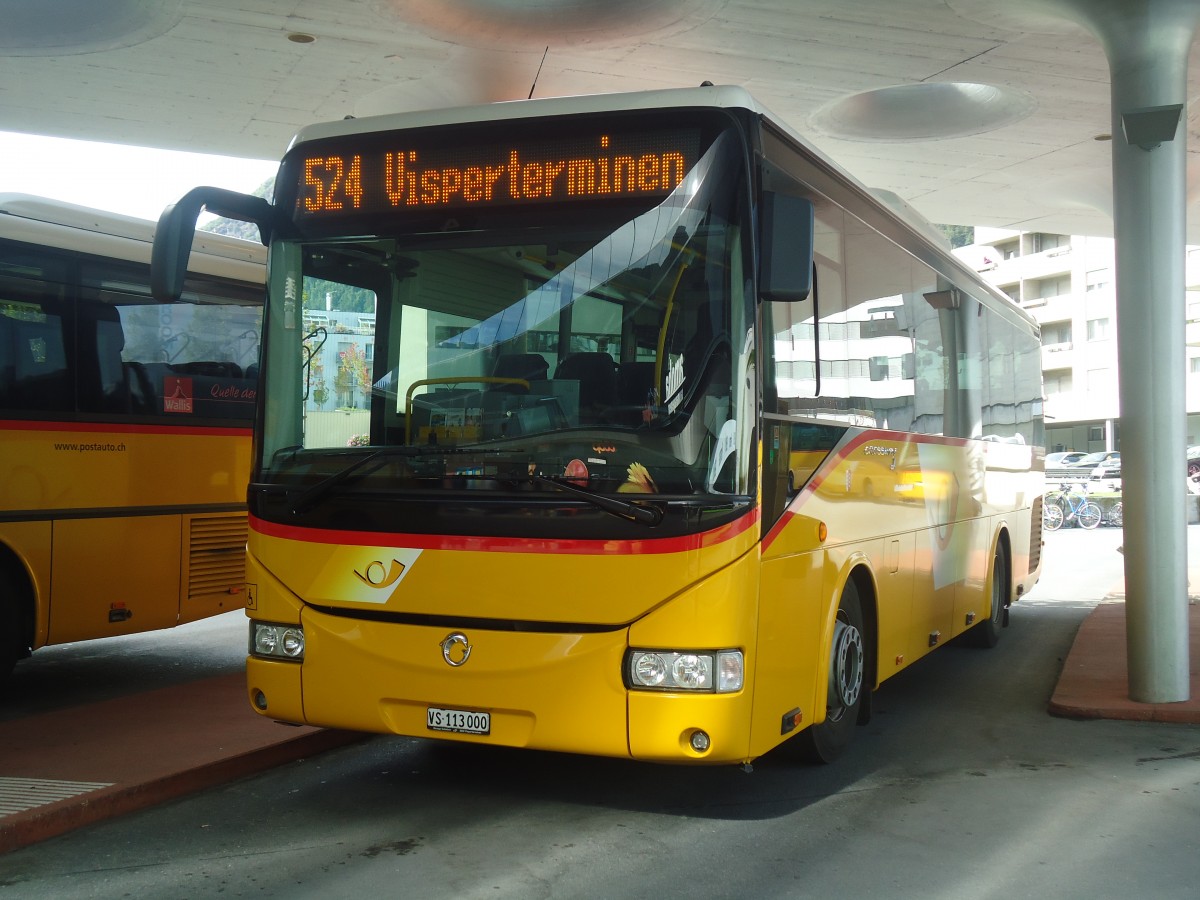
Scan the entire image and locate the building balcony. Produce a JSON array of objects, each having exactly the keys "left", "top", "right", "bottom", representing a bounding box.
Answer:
[
  {"left": 1187, "top": 248, "right": 1200, "bottom": 290},
  {"left": 1044, "top": 389, "right": 1119, "bottom": 425},
  {"left": 1041, "top": 342, "right": 1074, "bottom": 368},
  {"left": 1025, "top": 293, "right": 1078, "bottom": 321},
  {"left": 1187, "top": 318, "right": 1200, "bottom": 348},
  {"left": 986, "top": 250, "right": 1073, "bottom": 286}
]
